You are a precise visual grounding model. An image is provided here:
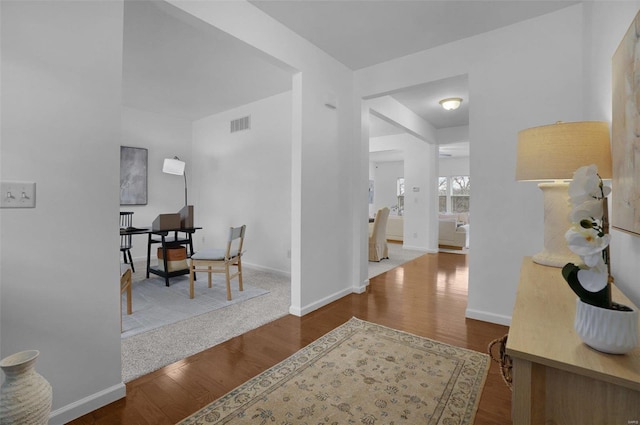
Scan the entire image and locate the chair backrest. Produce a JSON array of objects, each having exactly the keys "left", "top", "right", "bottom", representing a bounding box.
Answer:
[
  {"left": 120, "top": 212, "right": 134, "bottom": 248},
  {"left": 226, "top": 225, "right": 246, "bottom": 258},
  {"left": 371, "top": 207, "right": 390, "bottom": 243}
]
